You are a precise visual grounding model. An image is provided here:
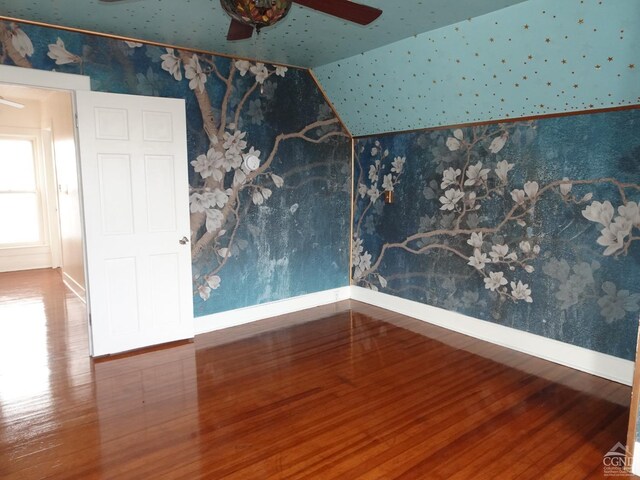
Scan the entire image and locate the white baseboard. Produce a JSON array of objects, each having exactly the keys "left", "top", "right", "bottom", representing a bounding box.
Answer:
[
  {"left": 634, "top": 442, "right": 640, "bottom": 475},
  {"left": 62, "top": 271, "right": 86, "bottom": 303},
  {"left": 350, "top": 286, "right": 634, "bottom": 386},
  {"left": 0, "top": 246, "right": 52, "bottom": 273},
  {"left": 195, "top": 287, "right": 351, "bottom": 335}
]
